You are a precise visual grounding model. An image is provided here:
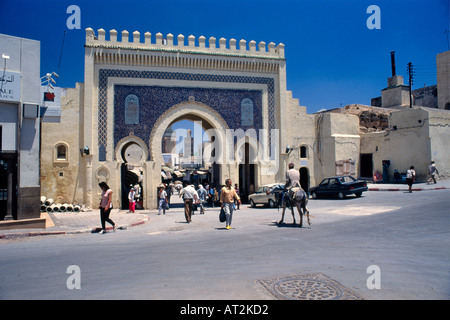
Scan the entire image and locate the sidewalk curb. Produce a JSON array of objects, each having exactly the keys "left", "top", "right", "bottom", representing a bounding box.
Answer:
[
  {"left": 369, "top": 186, "right": 448, "bottom": 192},
  {"left": 0, "top": 215, "right": 150, "bottom": 240}
]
